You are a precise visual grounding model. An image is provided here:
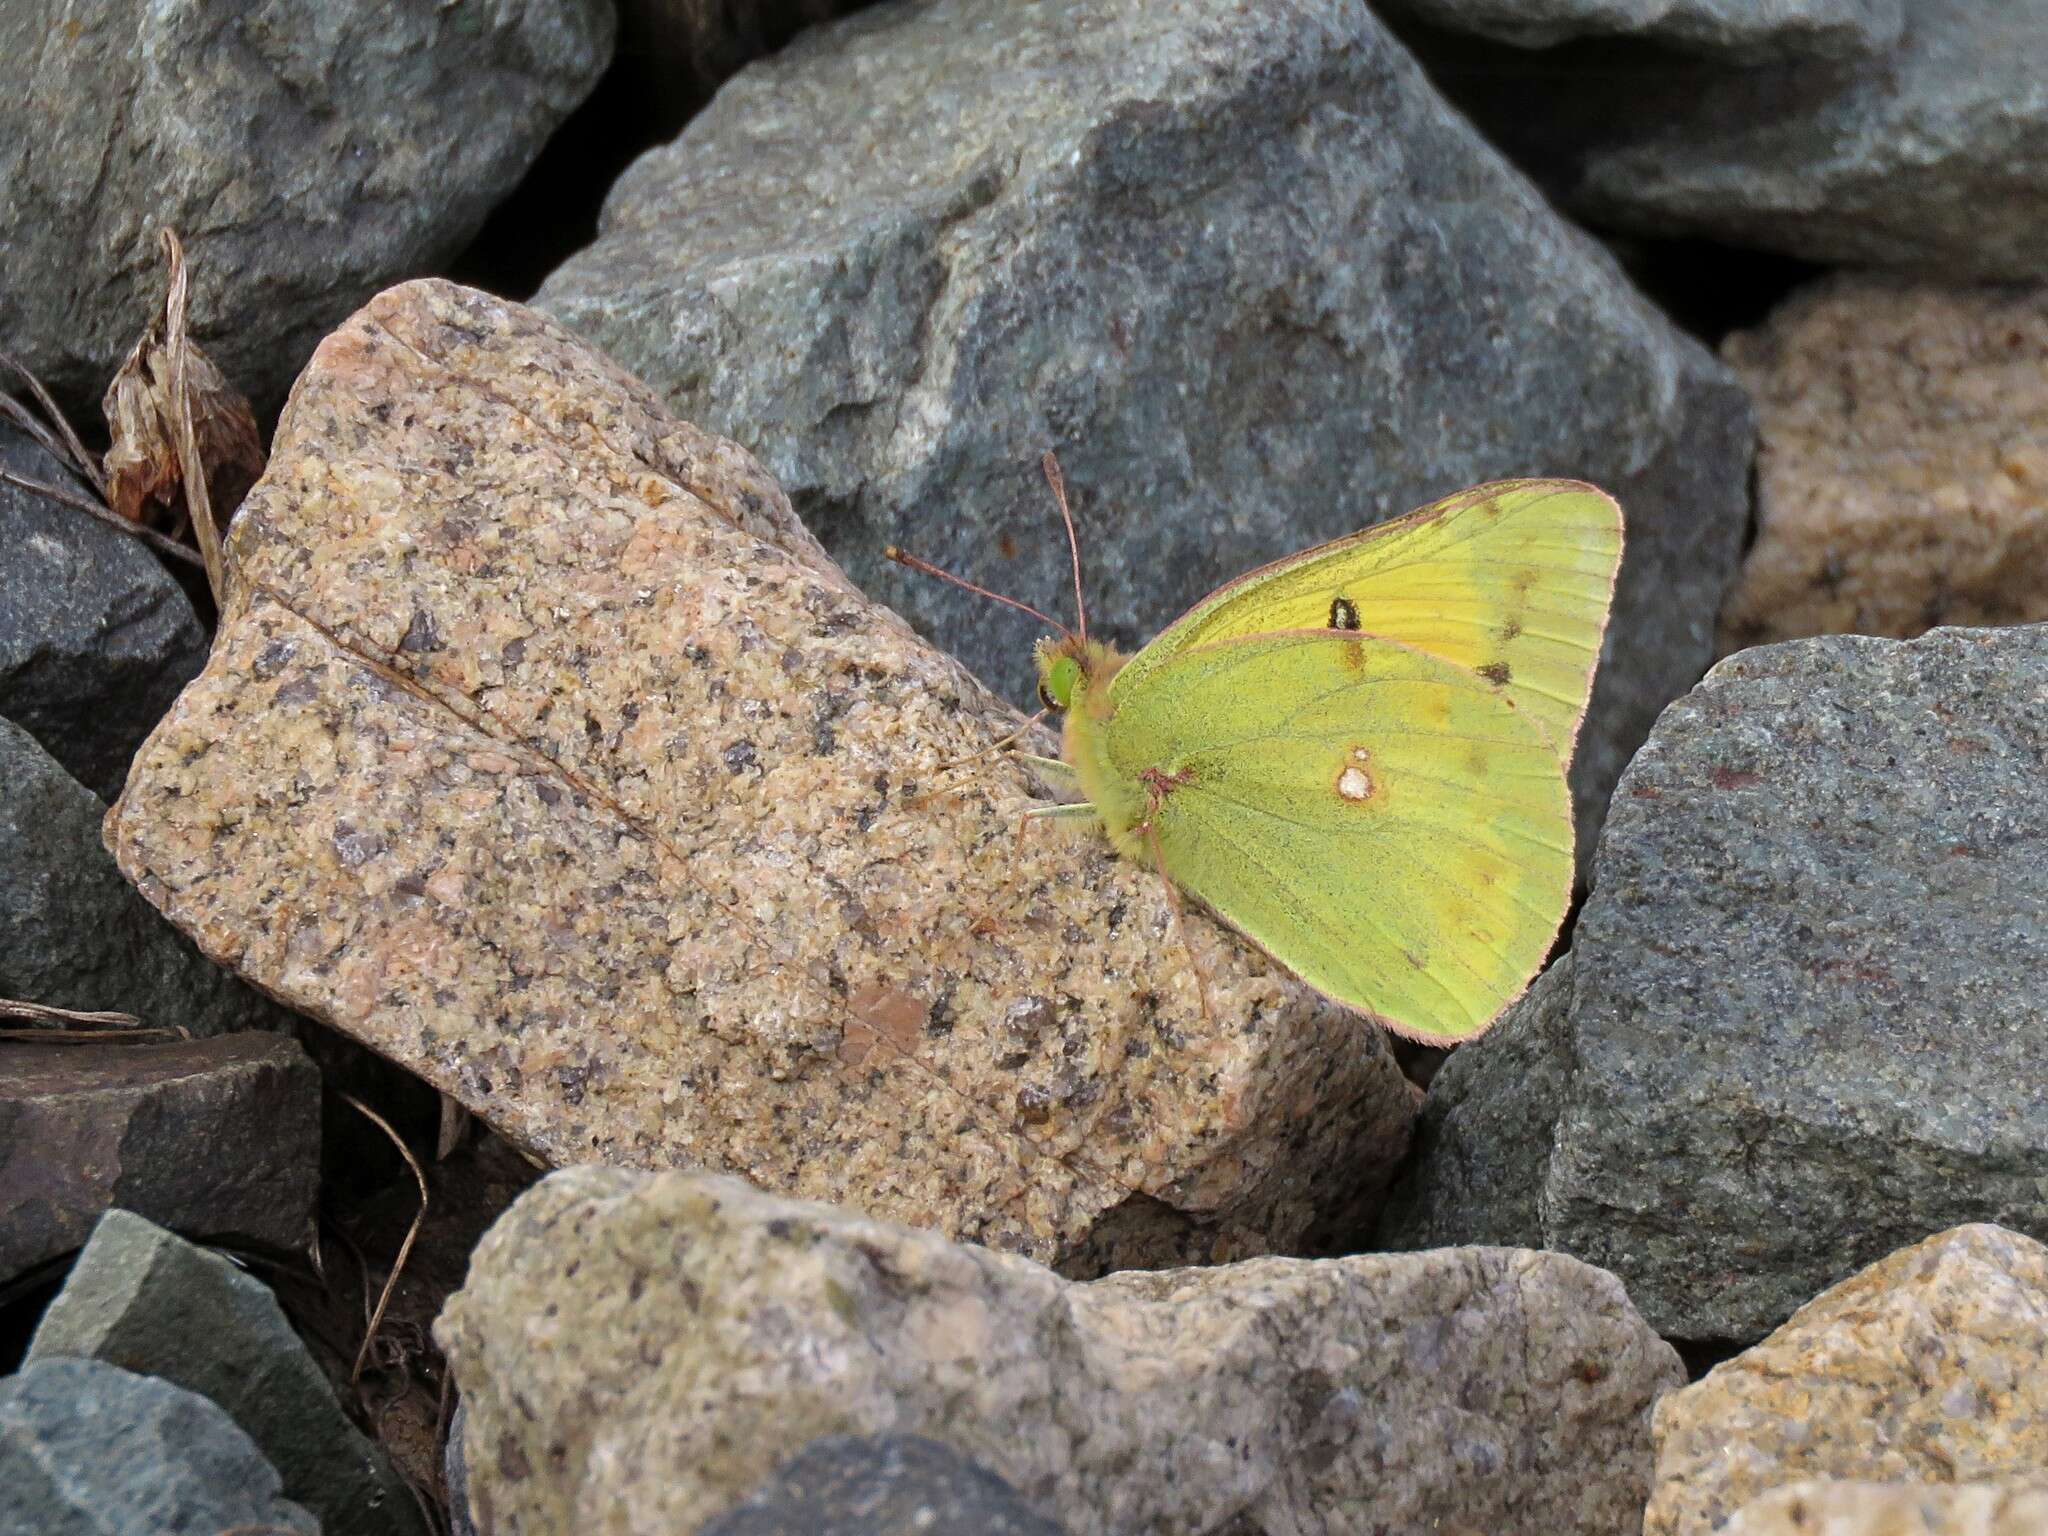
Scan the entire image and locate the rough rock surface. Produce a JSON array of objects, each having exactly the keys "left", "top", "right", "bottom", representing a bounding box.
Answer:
[
  {"left": 0, "top": 423, "right": 207, "bottom": 800},
  {"left": 1723, "top": 1481, "right": 2048, "bottom": 1536},
  {"left": 1383, "top": 0, "right": 1899, "bottom": 58},
  {"left": 105, "top": 278, "right": 1415, "bottom": 1272},
  {"left": 1648, "top": 1227, "right": 2048, "bottom": 1536},
  {"left": 29, "top": 1208, "right": 427, "bottom": 1536},
  {"left": 1576, "top": 0, "right": 2048, "bottom": 280},
  {"left": 700, "top": 1435, "right": 1068, "bottom": 1536},
  {"left": 0, "top": 1357, "right": 317, "bottom": 1536},
  {"left": 536, "top": 0, "right": 1753, "bottom": 860},
  {"left": 0, "top": 1033, "right": 317, "bottom": 1287},
  {"left": 1377, "top": 626, "right": 2048, "bottom": 1340},
  {"left": 438, "top": 1168, "right": 1683, "bottom": 1536},
  {"left": 0, "top": 717, "right": 299, "bottom": 1037},
  {"left": 1718, "top": 278, "right": 2048, "bottom": 652},
  {"left": 0, "top": 0, "right": 613, "bottom": 414},
  {"left": 446, "top": 1400, "right": 477, "bottom": 1536}
]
